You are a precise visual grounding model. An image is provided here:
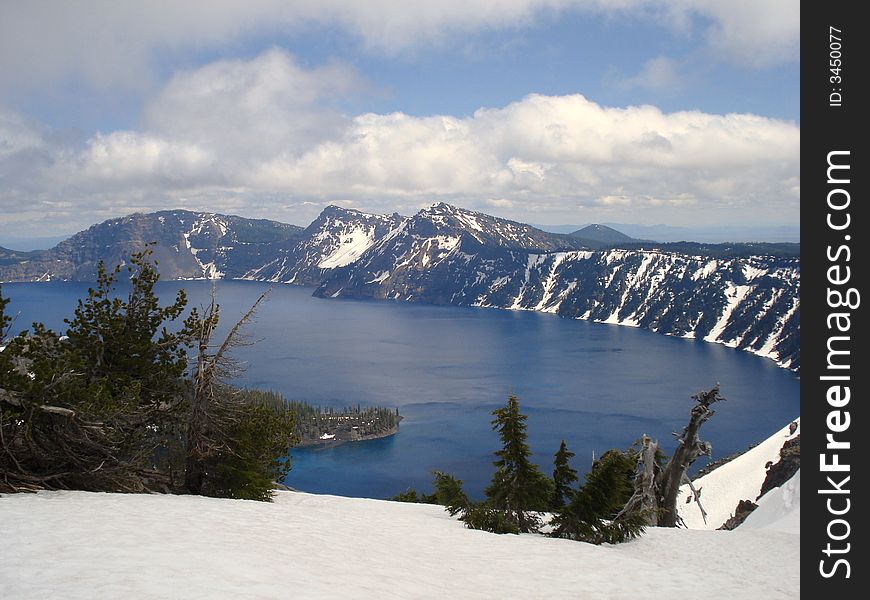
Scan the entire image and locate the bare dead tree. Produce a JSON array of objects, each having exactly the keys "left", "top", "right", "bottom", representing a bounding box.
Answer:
[
  {"left": 618, "top": 385, "right": 724, "bottom": 527},
  {"left": 618, "top": 435, "right": 662, "bottom": 525},
  {"left": 184, "top": 286, "right": 271, "bottom": 495}
]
